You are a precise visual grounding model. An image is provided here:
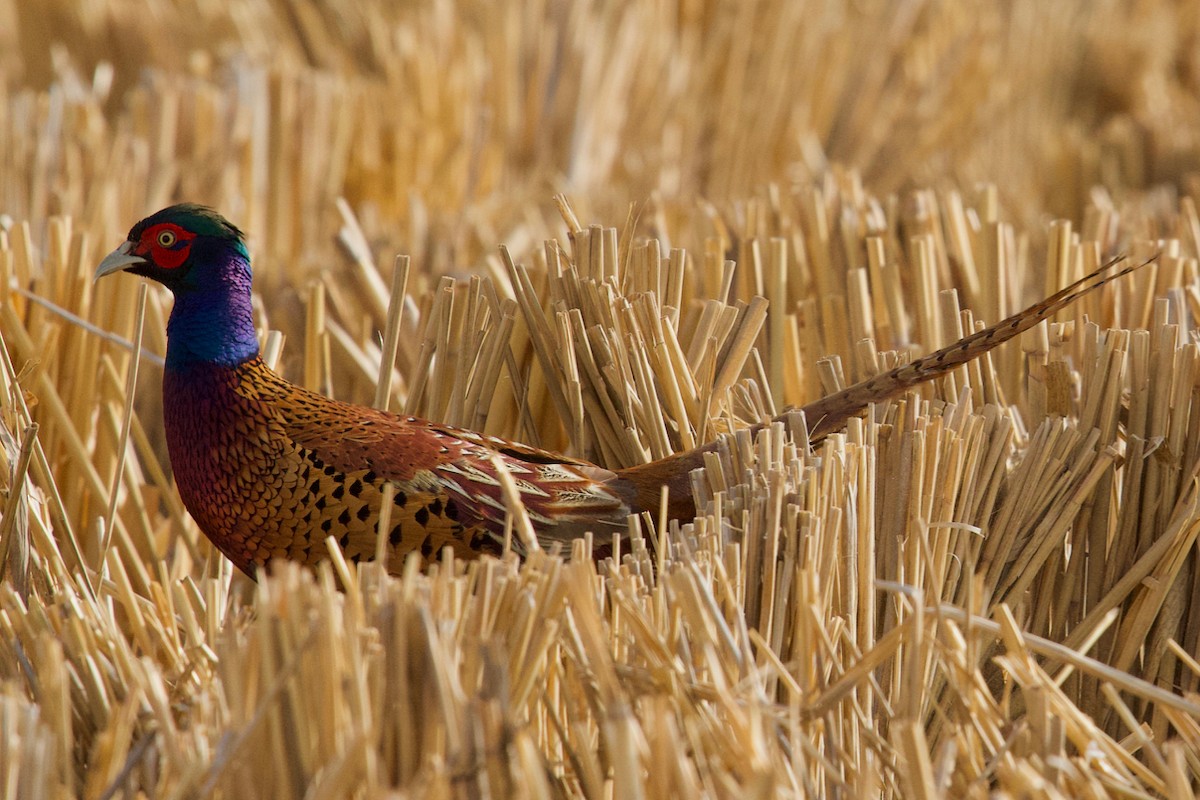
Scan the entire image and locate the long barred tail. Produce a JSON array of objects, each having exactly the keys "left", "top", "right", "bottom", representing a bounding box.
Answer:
[
  {"left": 616, "top": 252, "right": 1158, "bottom": 521},
  {"left": 800, "top": 252, "right": 1155, "bottom": 439}
]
